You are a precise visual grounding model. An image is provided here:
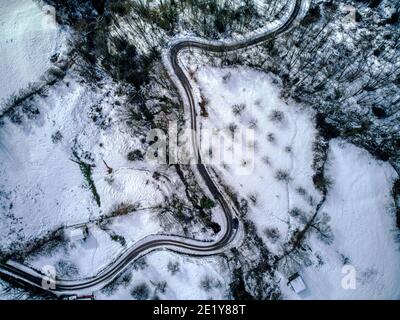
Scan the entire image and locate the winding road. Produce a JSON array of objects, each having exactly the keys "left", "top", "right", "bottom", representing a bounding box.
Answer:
[{"left": 0, "top": 0, "right": 306, "bottom": 296}]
